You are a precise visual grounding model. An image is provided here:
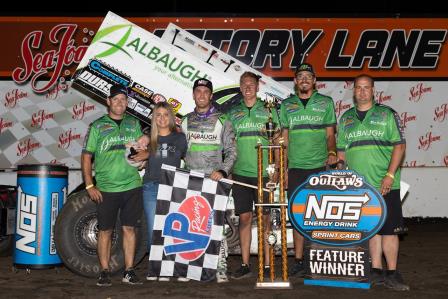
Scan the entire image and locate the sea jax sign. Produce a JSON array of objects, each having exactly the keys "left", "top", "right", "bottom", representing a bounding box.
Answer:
[{"left": 288, "top": 170, "right": 386, "bottom": 289}]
